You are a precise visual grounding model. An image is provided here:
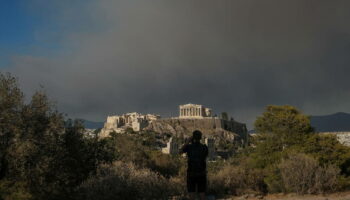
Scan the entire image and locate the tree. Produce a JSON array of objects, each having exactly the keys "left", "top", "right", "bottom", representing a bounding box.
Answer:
[
  {"left": 0, "top": 73, "right": 24, "bottom": 180},
  {"left": 0, "top": 73, "right": 113, "bottom": 200},
  {"left": 254, "top": 105, "right": 313, "bottom": 149}
]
